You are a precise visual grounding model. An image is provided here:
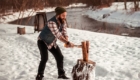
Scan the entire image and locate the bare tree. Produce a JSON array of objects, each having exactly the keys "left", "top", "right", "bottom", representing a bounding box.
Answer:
[
  {"left": 124, "top": 0, "right": 127, "bottom": 10},
  {"left": 0, "top": 0, "right": 116, "bottom": 23},
  {"left": 134, "top": 0, "right": 139, "bottom": 11}
]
